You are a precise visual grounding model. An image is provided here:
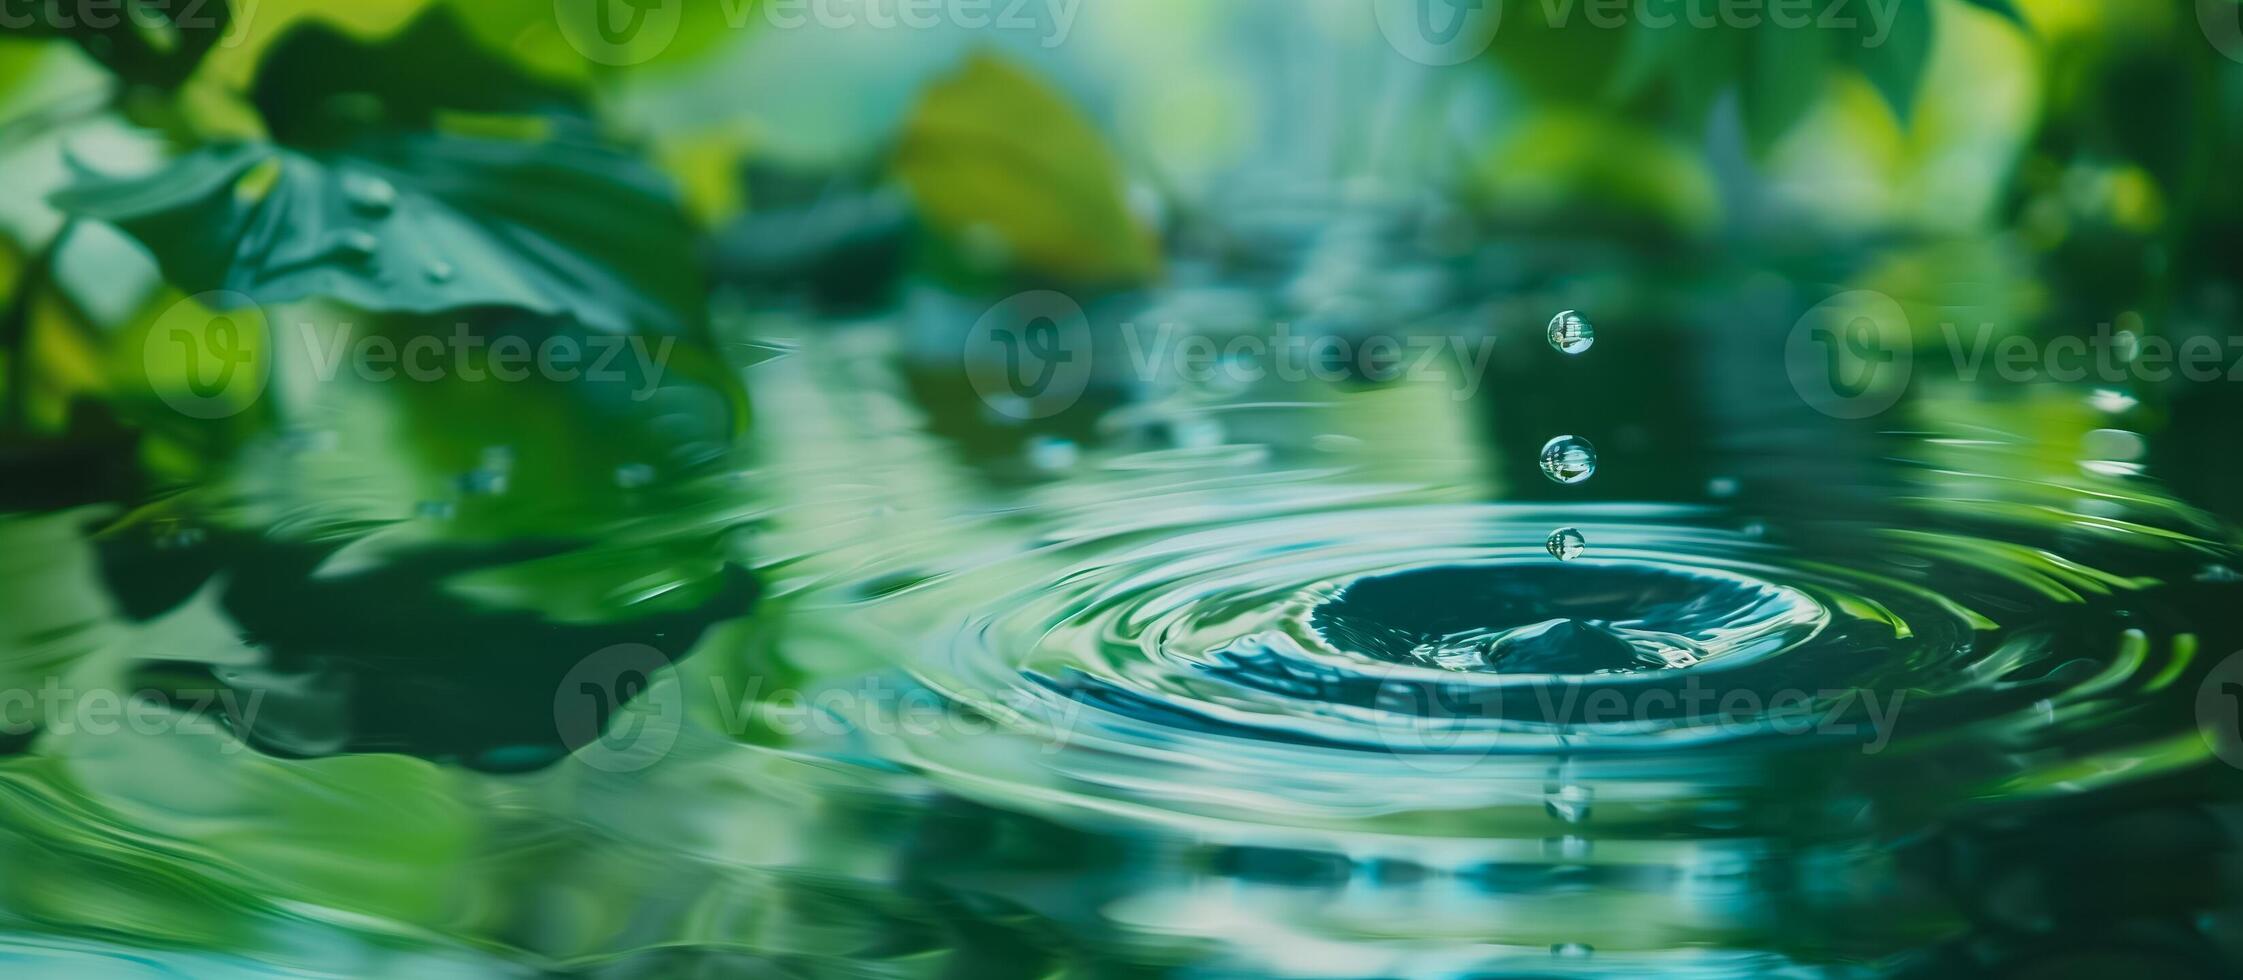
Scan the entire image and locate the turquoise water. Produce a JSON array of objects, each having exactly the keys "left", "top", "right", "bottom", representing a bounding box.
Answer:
[{"left": 3, "top": 274, "right": 2240, "bottom": 976}]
